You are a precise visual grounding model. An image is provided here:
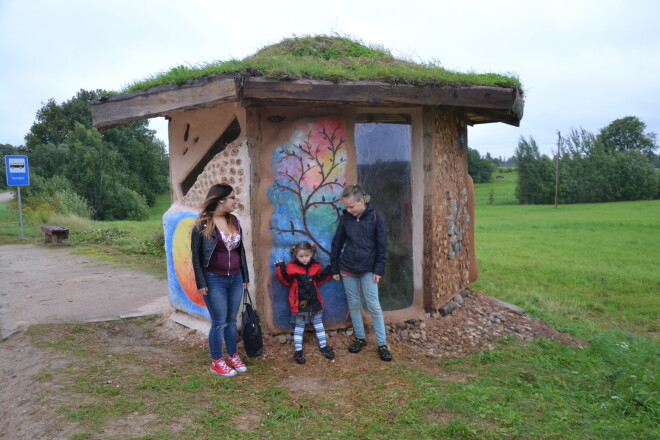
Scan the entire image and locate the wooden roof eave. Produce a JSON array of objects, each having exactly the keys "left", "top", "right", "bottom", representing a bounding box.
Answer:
[
  {"left": 91, "top": 75, "right": 523, "bottom": 130},
  {"left": 91, "top": 74, "right": 239, "bottom": 130}
]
